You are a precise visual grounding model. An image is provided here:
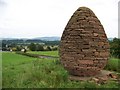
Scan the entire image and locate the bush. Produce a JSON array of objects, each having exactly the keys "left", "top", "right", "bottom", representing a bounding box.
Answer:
[
  {"left": 28, "top": 43, "right": 44, "bottom": 51},
  {"left": 52, "top": 47, "right": 58, "bottom": 51},
  {"left": 46, "top": 46, "right": 52, "bottom": 51},
  {"left": 16, "top": 46, "right": 22, "bottom": 51},
  {"left": 36, "top": 44, "right": 44, "bottom": 51},
  {"left": 12, "top": 47, "right": 17, "bottom": 51},
  {"left": 28, "top": 43, "right": 36, "bottom": 51},
  {"left": 109, "top": 38, "right": 120, "bottom": 58}
]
